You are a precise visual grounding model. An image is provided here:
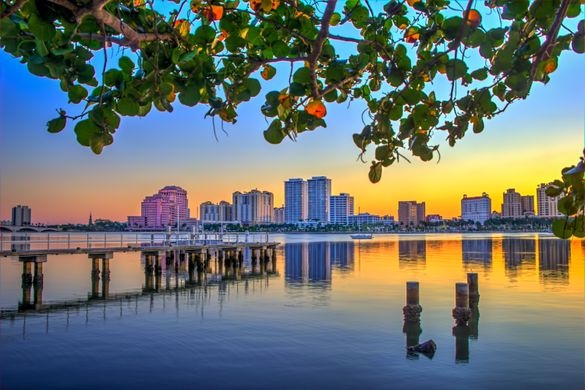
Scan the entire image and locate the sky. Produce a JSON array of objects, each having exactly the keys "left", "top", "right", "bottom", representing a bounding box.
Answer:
[{"left": 0, "top": 23, "right": 584, "bottom": 224}]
